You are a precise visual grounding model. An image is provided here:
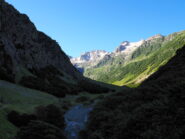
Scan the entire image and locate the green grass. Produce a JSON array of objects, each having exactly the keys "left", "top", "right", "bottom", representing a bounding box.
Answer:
[
  {"left": 0, "top": 77, "right": 117, "bottom": 139},
  {"left": 0, "top": 80, "right": 59, "bottom": 139},
  {"left": 81, "top": 43, "right": 185, "bottom": 139},
  {"left": 84, "top": 31, "right": 185, "bottom": 87},
  {"left": 0, "top": 110, "right": 18, "bottom": 139}
]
